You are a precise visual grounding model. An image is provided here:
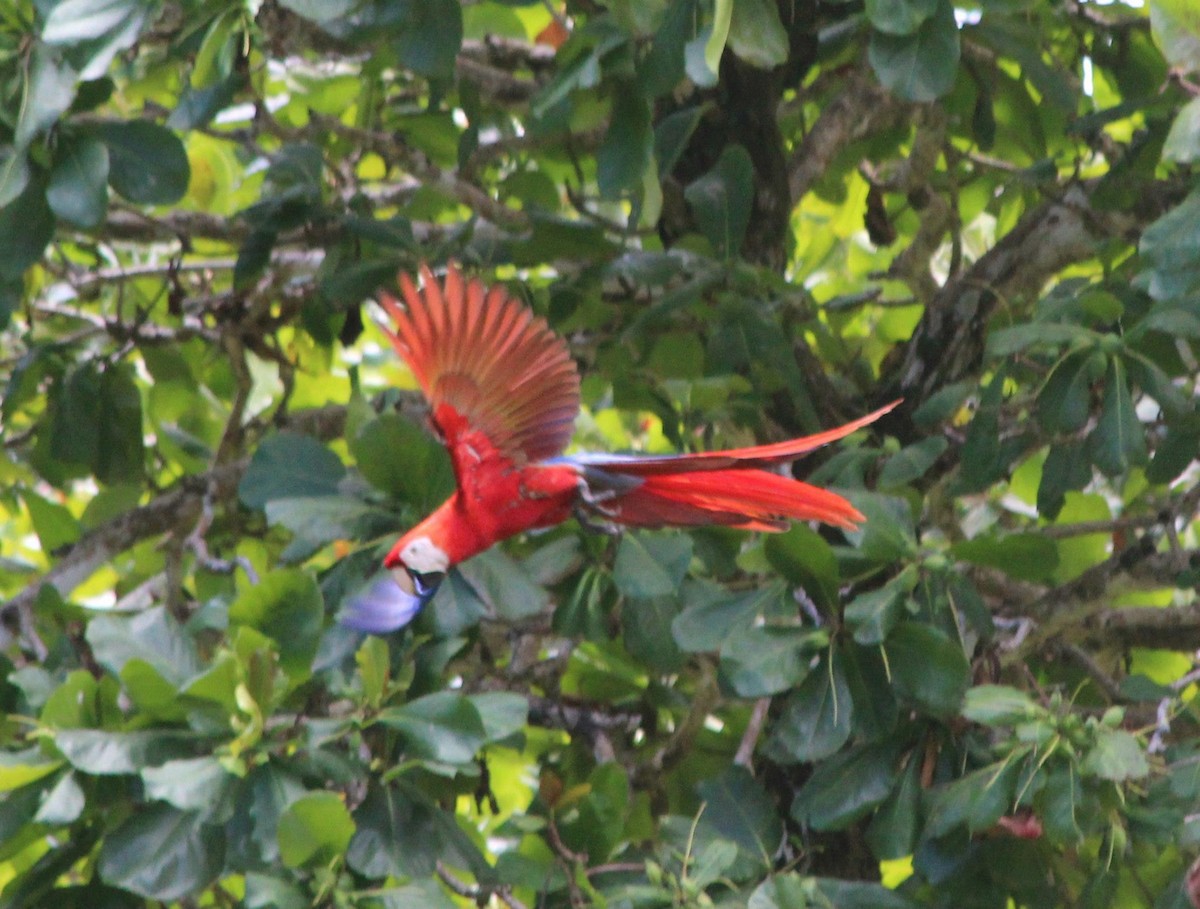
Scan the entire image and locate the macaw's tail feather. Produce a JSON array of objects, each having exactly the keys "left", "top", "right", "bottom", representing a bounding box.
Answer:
[
  {"left": 570, "top": 401, "right": 899, "bottom": 477},
  {"left": 606, "top": 469, "right": 865, "bottom": 532}
]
